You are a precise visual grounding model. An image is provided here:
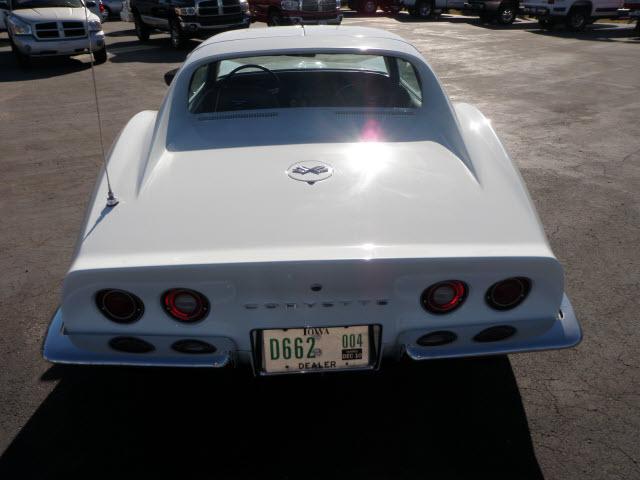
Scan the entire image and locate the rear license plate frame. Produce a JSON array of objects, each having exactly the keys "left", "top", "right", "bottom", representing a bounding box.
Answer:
[{"left": 251, "top": 324, "right": 382, "bottom": 376}]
